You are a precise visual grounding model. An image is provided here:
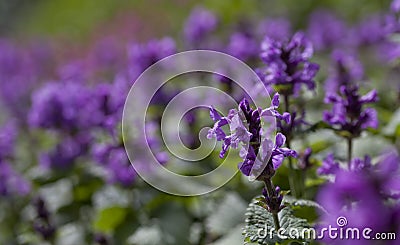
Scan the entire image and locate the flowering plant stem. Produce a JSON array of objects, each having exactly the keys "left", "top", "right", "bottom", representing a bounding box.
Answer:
[
  {"left": 264, "top": 179, "right": 281, "bottom": 230},
  {"left": 283, "top": 95, "right": 299, "bottom": 198},
  {"left": 347, "top": 137, "right": 353, "bottom": 169}
]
